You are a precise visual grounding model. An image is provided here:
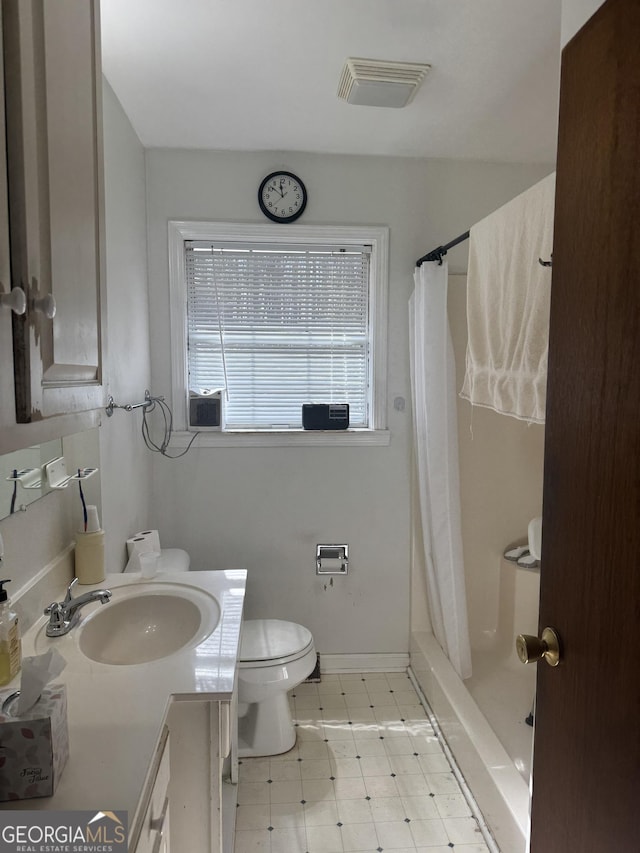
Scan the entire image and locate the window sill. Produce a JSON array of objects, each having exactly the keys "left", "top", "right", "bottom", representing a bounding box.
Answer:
[{"left": 170, "top": 429, "right": 391, "bottom": 448}]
